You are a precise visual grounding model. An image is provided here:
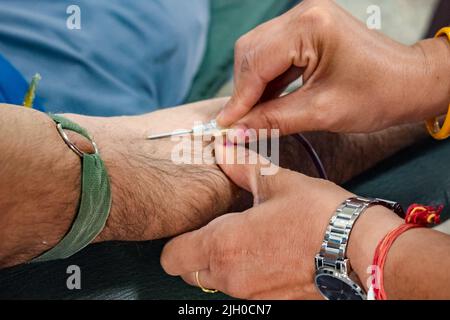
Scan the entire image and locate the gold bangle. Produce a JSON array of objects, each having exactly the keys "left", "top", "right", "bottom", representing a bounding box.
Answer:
[{"left": 425, "top": 27, "right": 450, "bottom": 140}]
